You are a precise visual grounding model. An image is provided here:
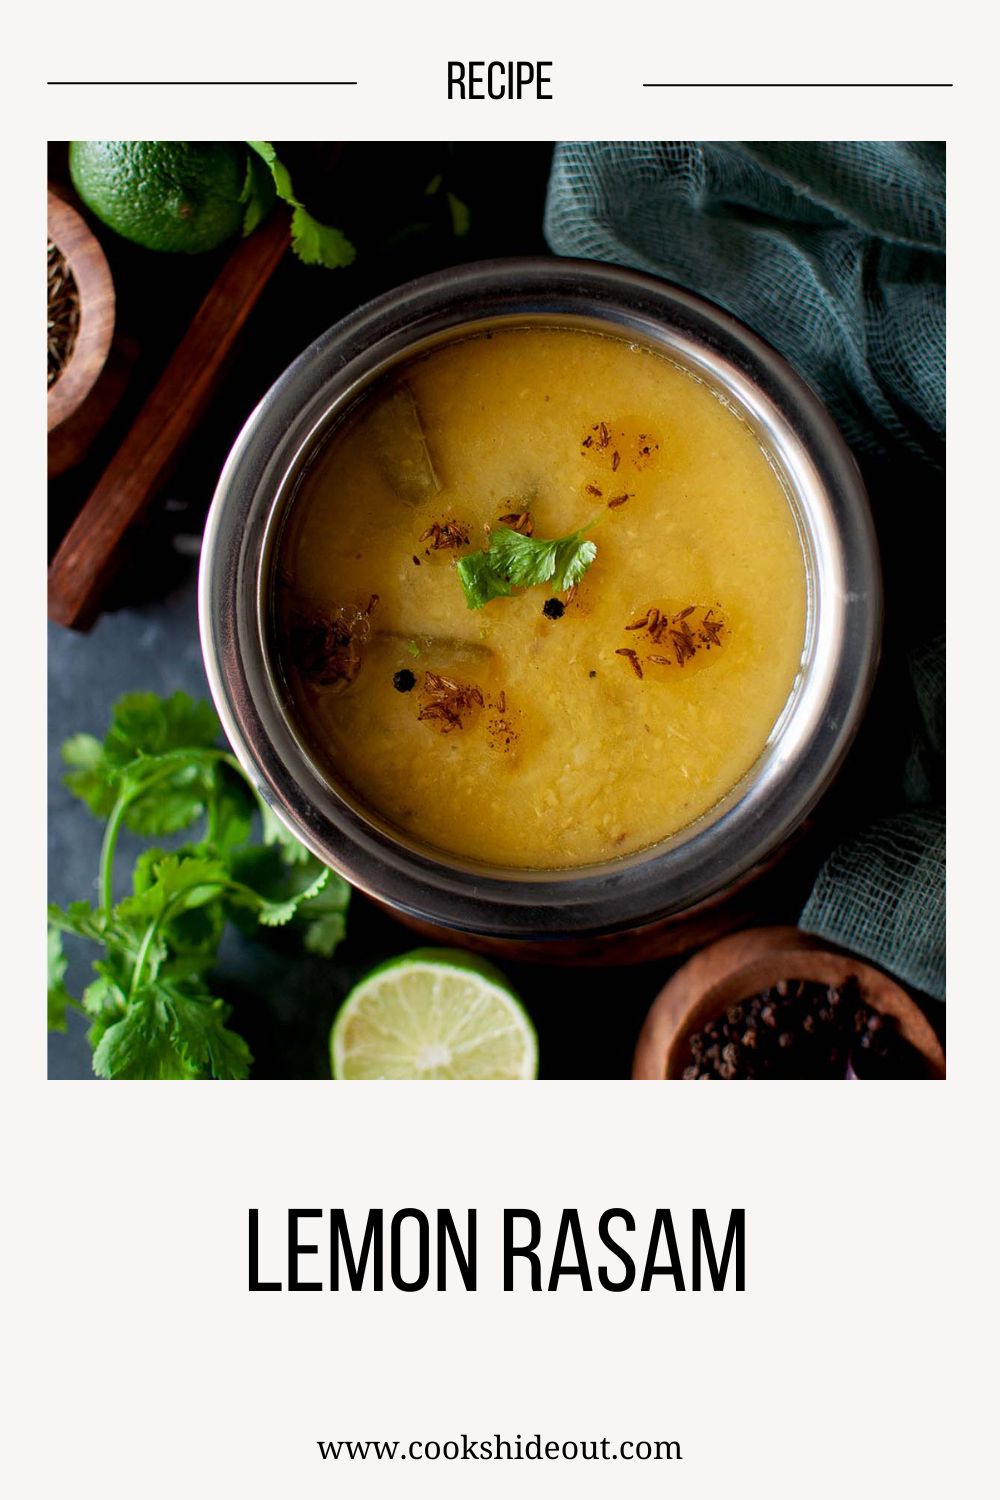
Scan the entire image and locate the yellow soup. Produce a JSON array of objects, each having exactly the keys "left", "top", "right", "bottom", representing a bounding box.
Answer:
[{"left": 273, "top": 327, "right": 807, "bottom": 868}]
